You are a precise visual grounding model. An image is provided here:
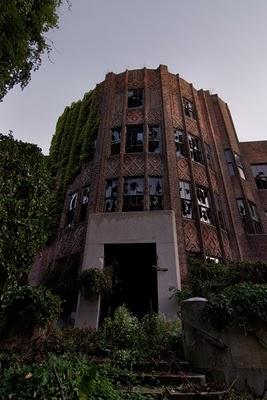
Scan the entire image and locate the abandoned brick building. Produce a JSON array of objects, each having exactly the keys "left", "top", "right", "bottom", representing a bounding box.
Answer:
[{"left": 31, "top": 65, "right": 267, "bottom": 328}]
